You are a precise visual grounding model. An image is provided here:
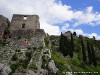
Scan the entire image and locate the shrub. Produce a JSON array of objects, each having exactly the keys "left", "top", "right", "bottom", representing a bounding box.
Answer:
[
  {"left": 27, "top": 46, "right": 32, "bottom": 50},
  {"left": 10, "top": 63, "right": 19, "bottom": 72},
  {"left": 25, "top": 52, "right": 32, "bottom": 59},
  {"left": 0, "top": 40, "right": 2, "bottom": 46},
  {"left": 41, "top": 55, "right": 48, "bottom": 69},
  {"left": 2, "top": 39, "right": 6, "bottom": 46},
  {"left": 56, "top": 71, "right": 65, "bottom": 75},
  {"left": 51, "top": 51, "right": 68, "bottom": 72},
  {"left": 29, "top": 63, "right": 38, "bottom": 70},
  {"left": 38, "top": 45, "right": 43, "bottom": 49},
  {"left": 17, "top": 36, "right": 21, "bottom": 39},
  {"left": 9, "top": 62, "right": 20, "bottom": 75},
  {"left": 19, "top": 59, "right": 29, "bottom": 69},
  {"left": 16, "top": 49, "right": 21, "bottom": 52},
  {"left": 11, "top": 53, "right": 17, "bottom": 61},
  {"left": 44, "top": 36, "right": 49, "bottom": 47},
  {"left": 70, "top": 57, "right": 80, "bottom": 66}
]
